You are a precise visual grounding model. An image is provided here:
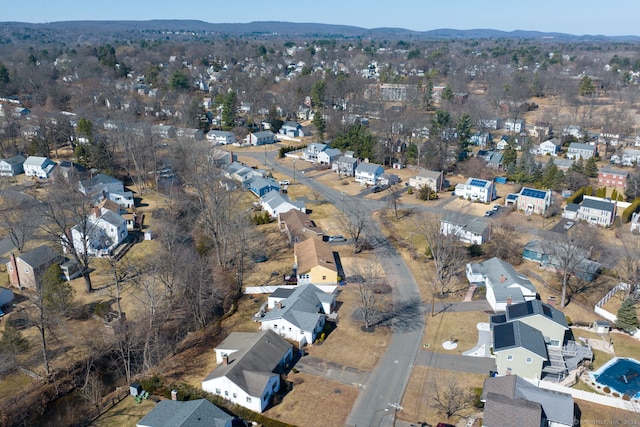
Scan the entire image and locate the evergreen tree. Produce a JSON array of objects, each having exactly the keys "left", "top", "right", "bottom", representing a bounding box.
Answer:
[
  {"left": 616, "top": 298, "right": 639, "bottom": 334},
  {"left": 580, "top": 76, "right": 596, "bottom": 96},
  {"left": 585, "top": 156, "right": 599, "bottom": 177},
  {"left": 611, "top": 189, "right": 618, "bottom": 201}
]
